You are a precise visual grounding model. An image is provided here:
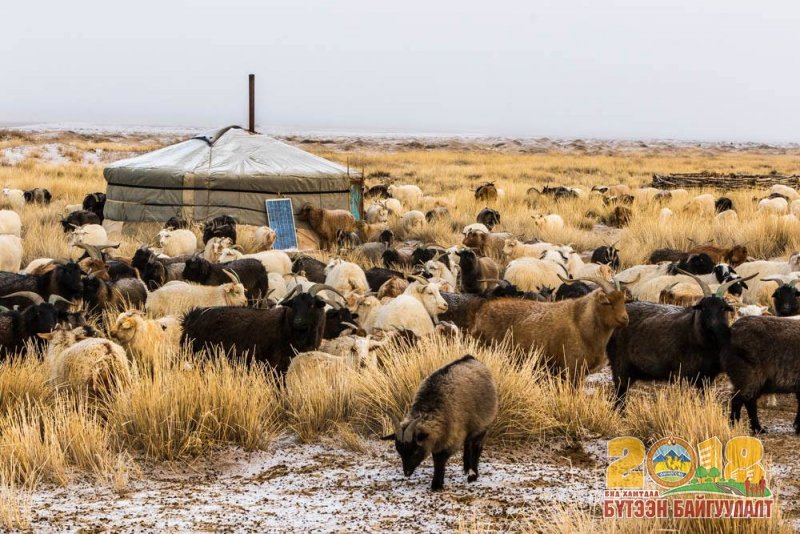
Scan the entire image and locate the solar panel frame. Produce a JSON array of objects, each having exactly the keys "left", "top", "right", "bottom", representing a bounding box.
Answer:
[{"left": 265, "top": 198, "right": 299, "bottom": 250}]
